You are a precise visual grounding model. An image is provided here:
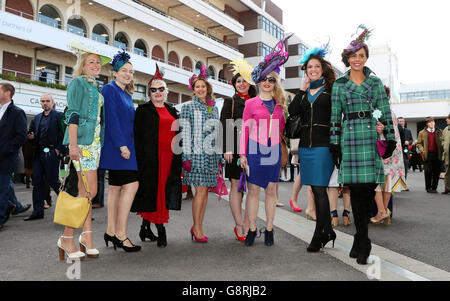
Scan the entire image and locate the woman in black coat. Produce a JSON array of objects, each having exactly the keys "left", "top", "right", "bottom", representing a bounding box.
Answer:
[
  {"left": 131, "top": 71, "right": 182, "bottom": 248},
  {"left": 220, "top": 72, "right": 256, "bottom": 241}
]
